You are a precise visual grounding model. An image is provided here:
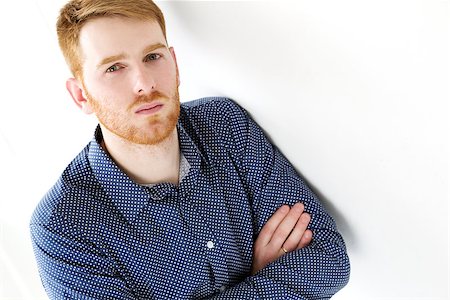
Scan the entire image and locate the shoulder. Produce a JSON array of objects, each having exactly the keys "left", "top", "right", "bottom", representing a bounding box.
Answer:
[
  {"left": 181, "top": 96, "right": 236, "bottom": 109},
  {"left": 178, "top": 97, "right": 254, "bottom": 160},
  {"left": 30, "top": 144, "right": 102, "bottom": 227},
  {"left": 180, "top": 97, "right": 250, "bottom": 135},
  {"left": 181, "top": 97, "right": 247, "bottom": 120}
]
